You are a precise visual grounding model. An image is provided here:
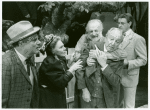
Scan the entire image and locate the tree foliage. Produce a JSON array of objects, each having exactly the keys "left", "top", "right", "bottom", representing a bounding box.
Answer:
[{"left": 38, "top": 2, "right": 125, "bottom": 44}]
